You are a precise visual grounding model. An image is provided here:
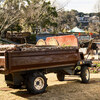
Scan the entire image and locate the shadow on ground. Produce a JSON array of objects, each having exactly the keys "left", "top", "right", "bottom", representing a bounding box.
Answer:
[{"left": 10, "top": 78, "right": 100, "bottom": 100}]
